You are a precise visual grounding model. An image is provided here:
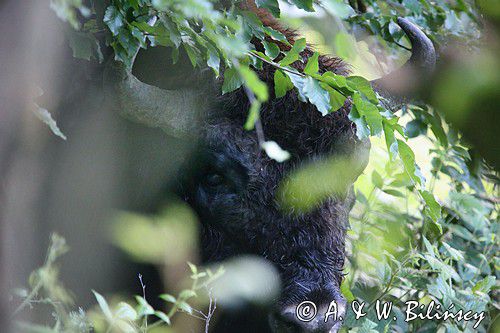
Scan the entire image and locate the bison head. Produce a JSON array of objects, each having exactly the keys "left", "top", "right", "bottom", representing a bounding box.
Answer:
[{"left": 107, "top": 17, "right": 434, "bottom": 333}]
